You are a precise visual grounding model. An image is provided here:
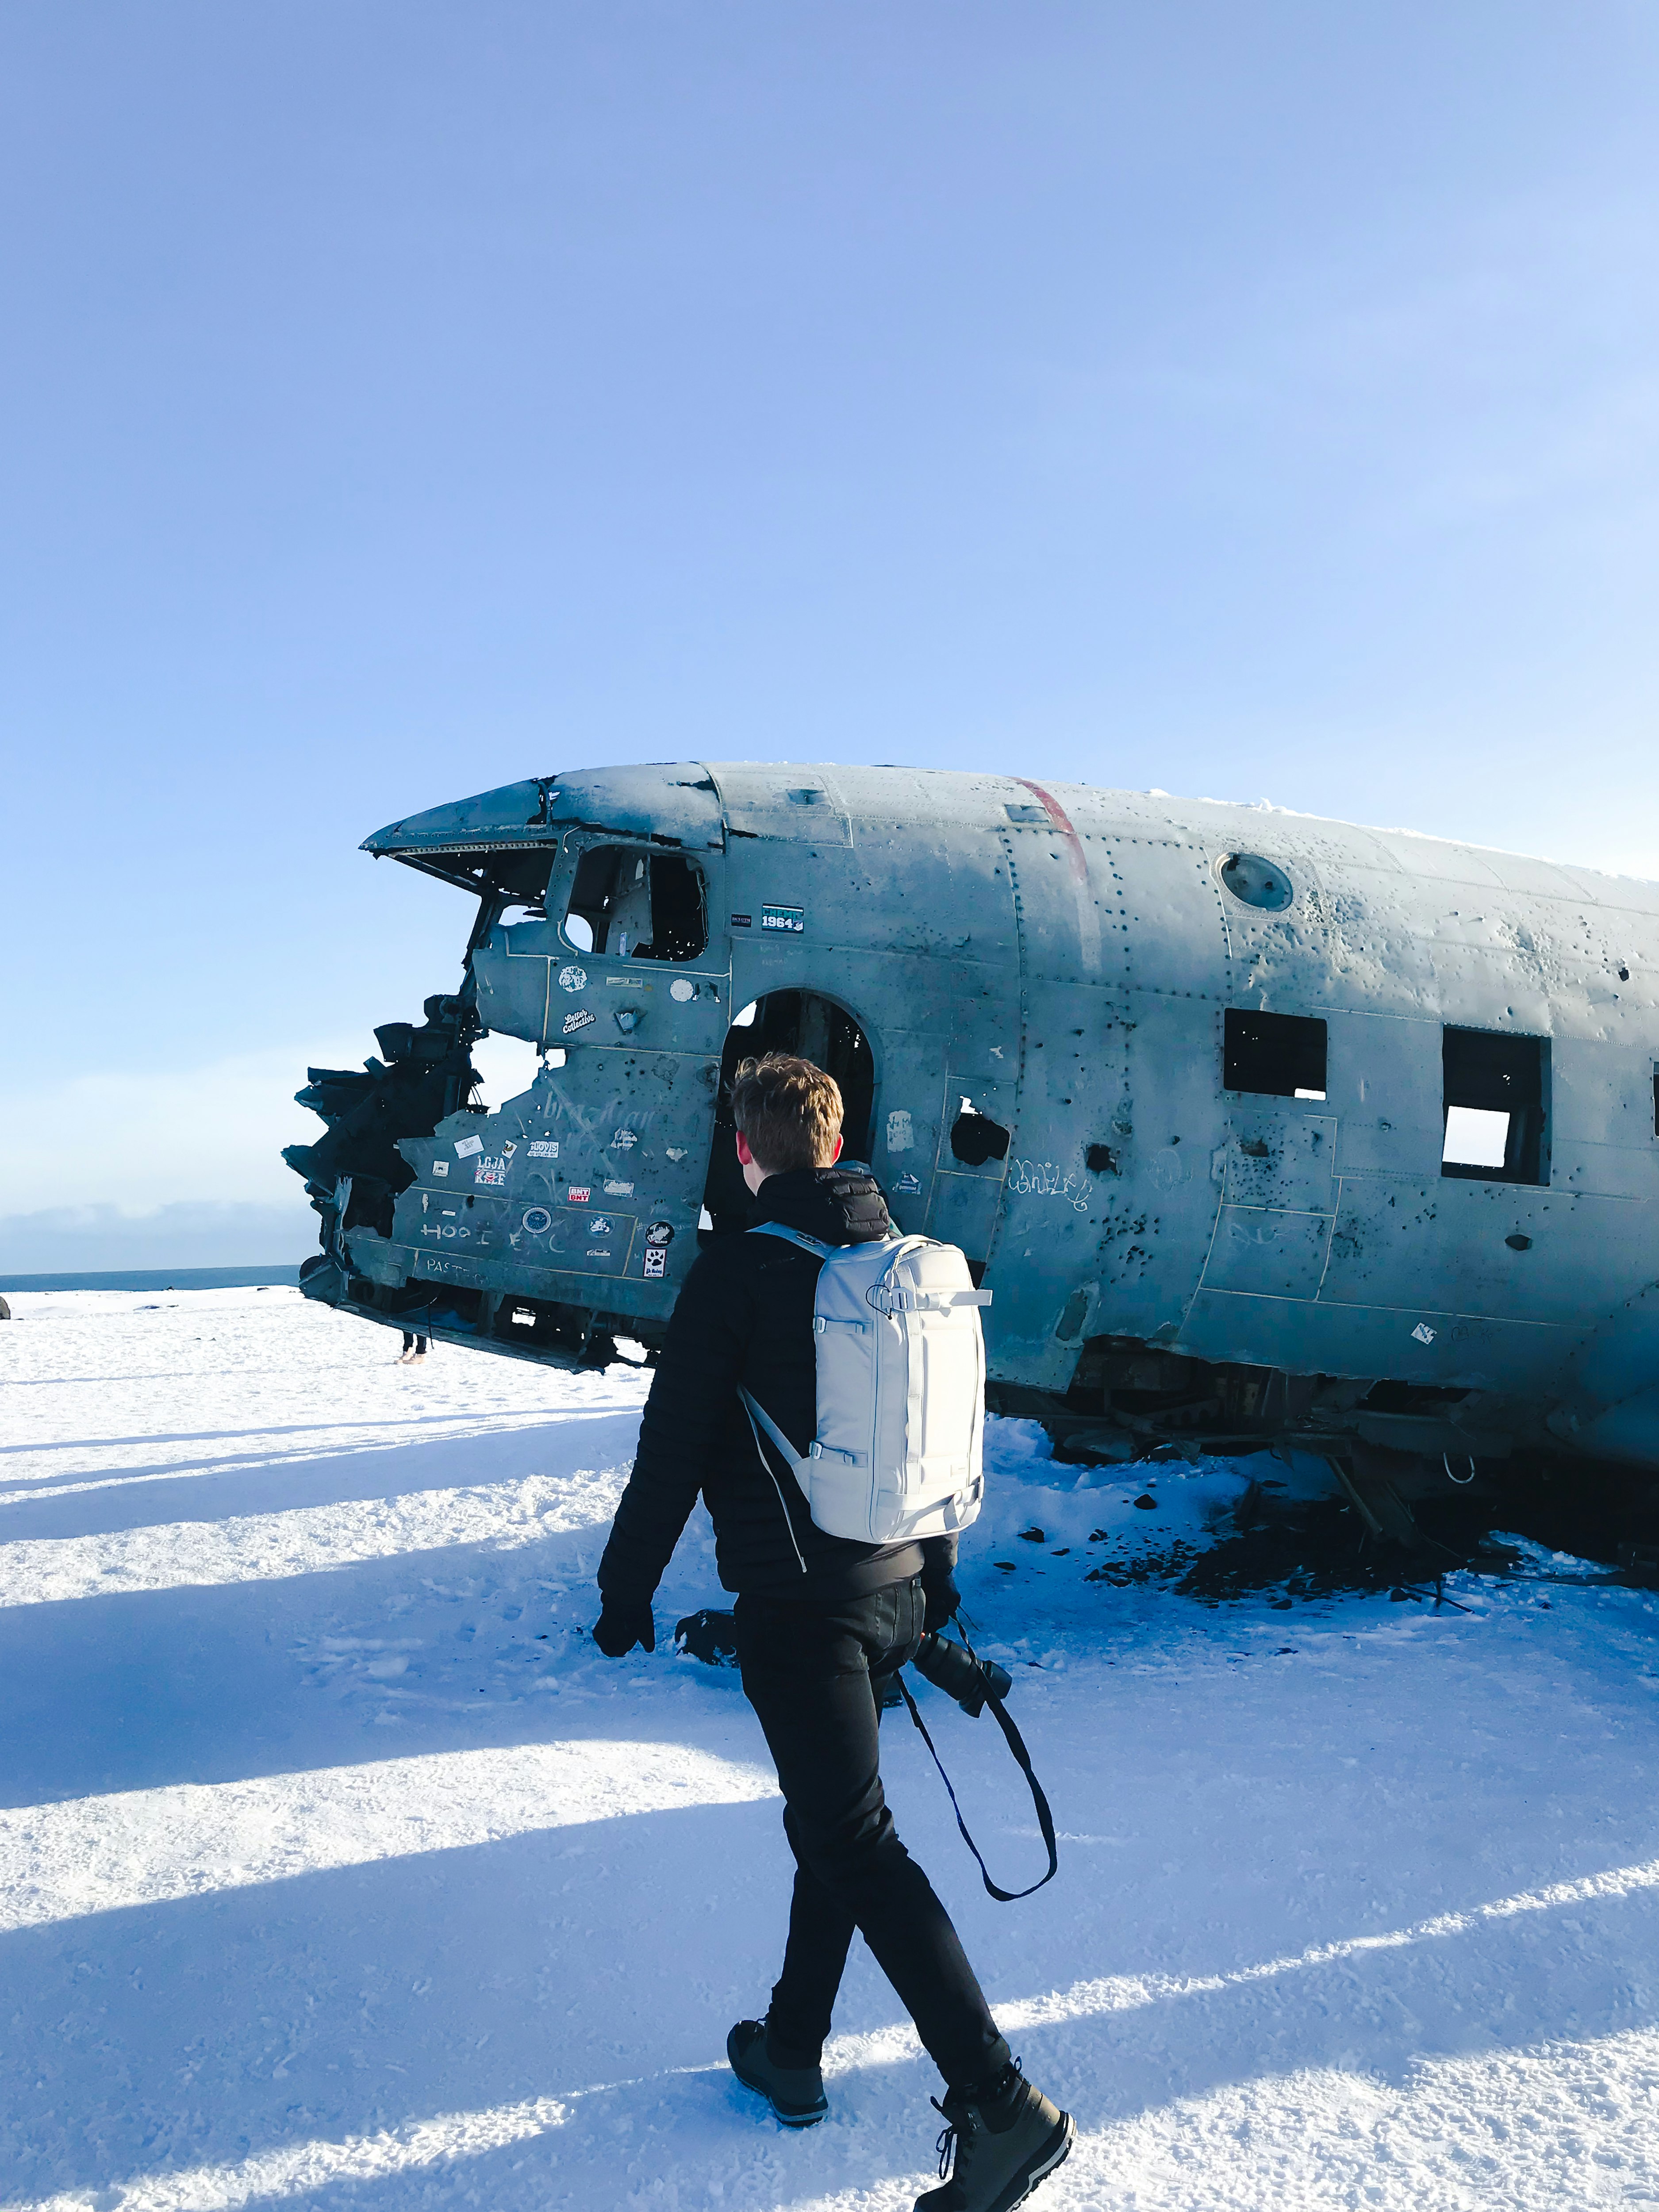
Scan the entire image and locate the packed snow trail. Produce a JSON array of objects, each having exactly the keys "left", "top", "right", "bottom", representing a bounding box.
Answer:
[{"left": 2, "top": 1288, "right": 1657, "bottom": 2208}]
